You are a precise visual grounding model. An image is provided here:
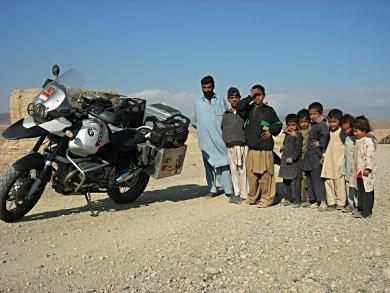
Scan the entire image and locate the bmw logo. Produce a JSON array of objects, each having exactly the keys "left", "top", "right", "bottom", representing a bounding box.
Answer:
[{"left": 87, "top": 128, "right": 94, "bottom": 137}]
